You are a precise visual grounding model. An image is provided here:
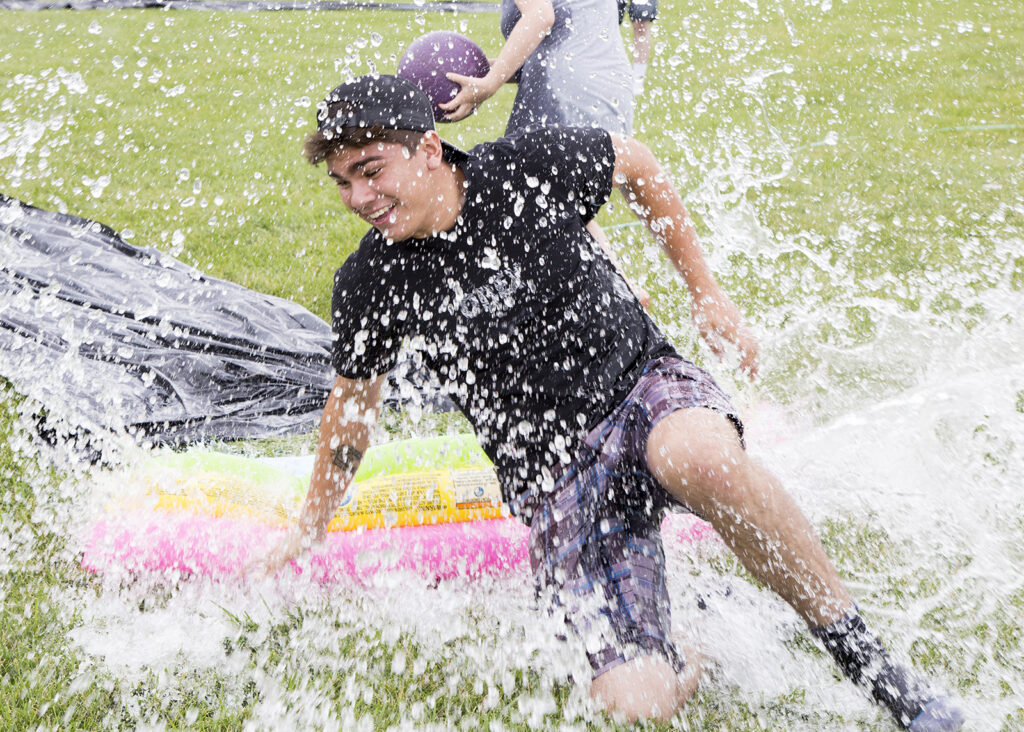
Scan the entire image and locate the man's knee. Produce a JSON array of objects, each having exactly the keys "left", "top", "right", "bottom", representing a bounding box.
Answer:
[
  {"left": 646, "top": 408, "right": 748, "bottom": 506},
  {"left": 589, "top": 655, "right": 691, "bottom": 722}
]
